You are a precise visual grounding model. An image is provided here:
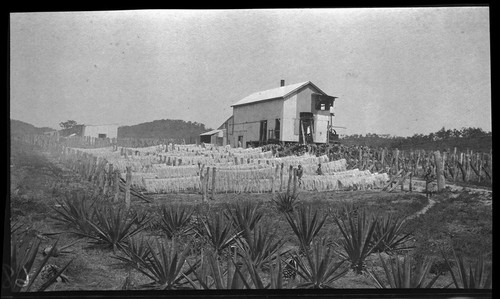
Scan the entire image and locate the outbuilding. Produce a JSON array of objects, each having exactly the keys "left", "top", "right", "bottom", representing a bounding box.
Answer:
[{"left": 200, "top": 129, "right": 225, "bottom": 146}]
